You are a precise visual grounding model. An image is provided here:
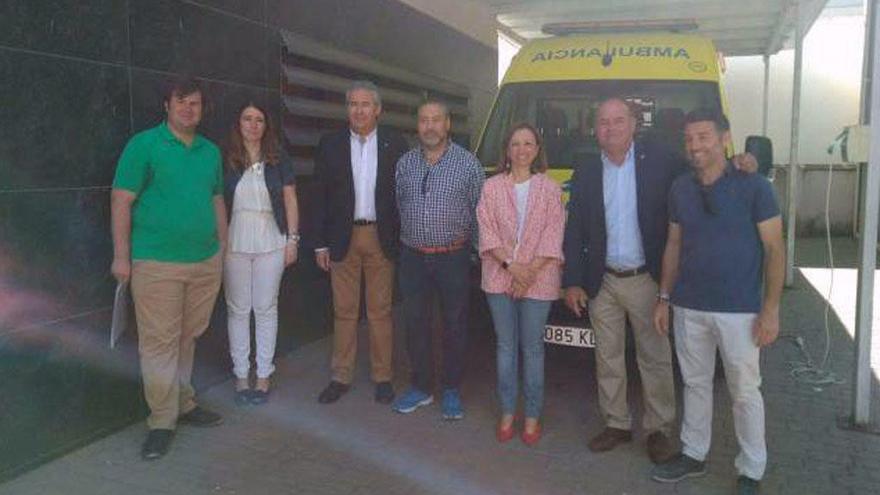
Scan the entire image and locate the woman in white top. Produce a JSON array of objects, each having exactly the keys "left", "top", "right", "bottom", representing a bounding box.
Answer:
[{"left": 222, "top": 103, "right": 299, "bottom": 405}]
